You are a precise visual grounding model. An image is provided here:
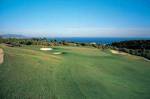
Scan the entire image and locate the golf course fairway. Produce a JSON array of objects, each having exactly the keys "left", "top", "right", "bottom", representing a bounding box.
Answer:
[{"left": 0, "top": 45, "right": 150, "bottom": 99}]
